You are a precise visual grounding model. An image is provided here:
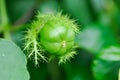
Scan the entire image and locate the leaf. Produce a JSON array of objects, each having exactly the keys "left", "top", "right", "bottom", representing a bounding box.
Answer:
[
  {"left": 92, "top": 59, "right": 120, "bottom": 80},
  {"left": 61, "top": 0, "right": 92, "bottom": 25},
  {"left": 75, "top": 26, "right": 103, "bottom": 53},
  {"left": 38, "top": 0, "right": 60, "bottom": 14},
  {"left": 75, "top": 23, "right": 116, "bottom": 53},
  {"left": 0, "top": 39, "right": 29, "bottom": 80},
  {"left": 98, "top": 46, "right": 120, "bottom": 61},
  {"left": 92, "top": 46, "right": 120, "bottom": 80}
]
